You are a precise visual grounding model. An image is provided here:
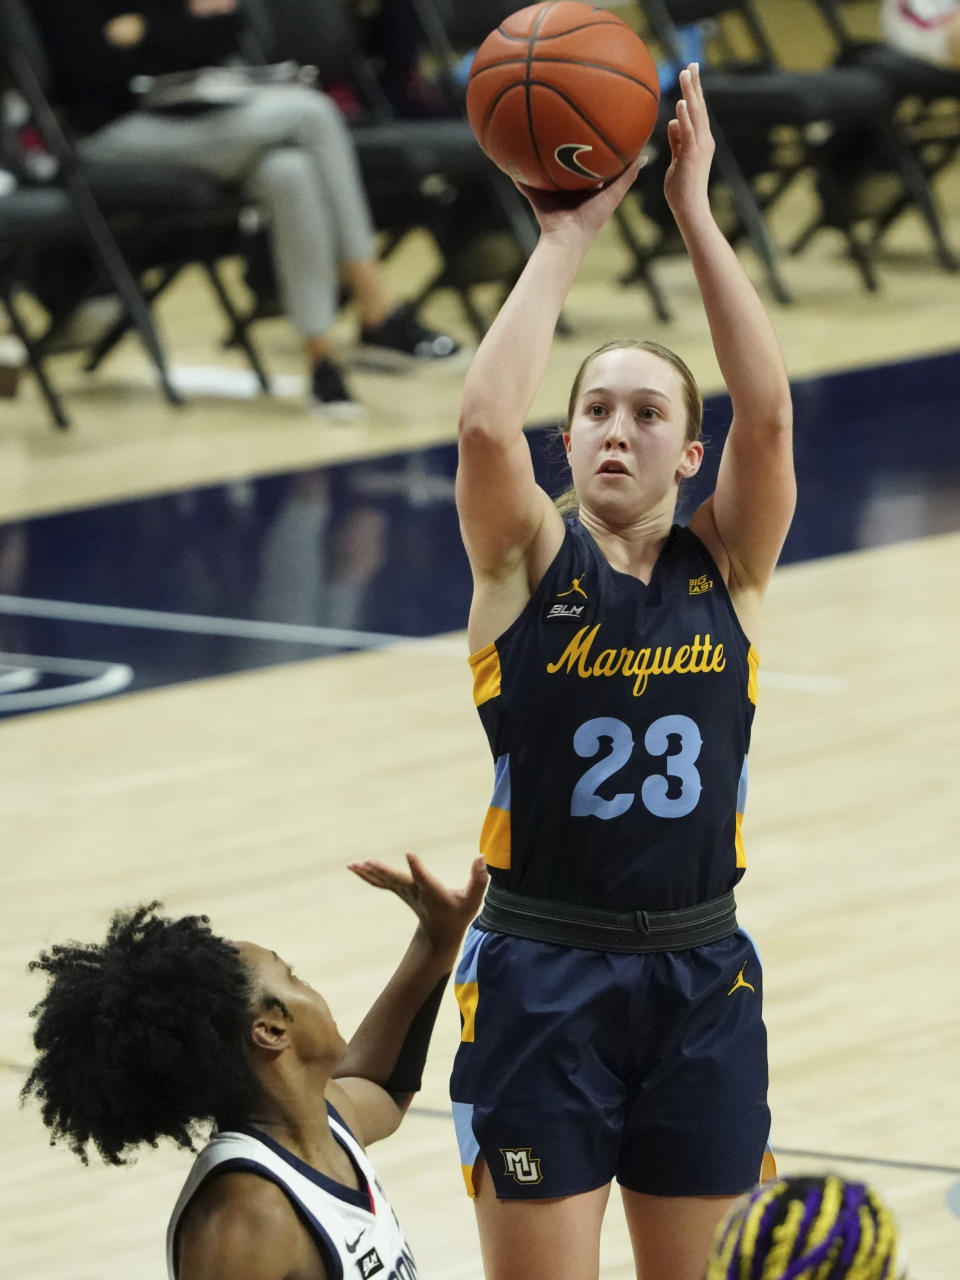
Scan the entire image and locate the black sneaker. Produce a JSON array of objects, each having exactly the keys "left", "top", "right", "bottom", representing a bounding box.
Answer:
[
  {"left": 356, "top": 303, "right": 463, "bottom": 371},
  {"left": 310, "top": 358, "right": 364, "bottom": 421}
]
